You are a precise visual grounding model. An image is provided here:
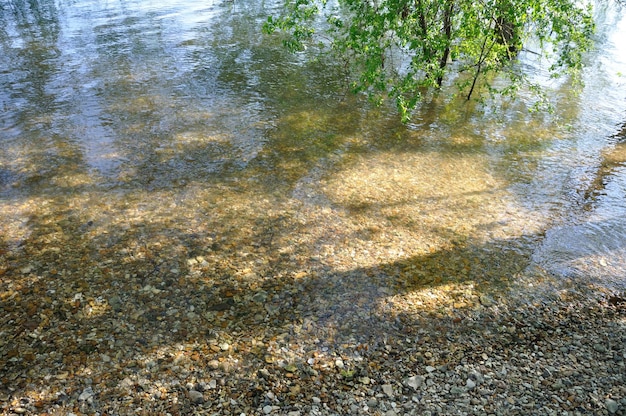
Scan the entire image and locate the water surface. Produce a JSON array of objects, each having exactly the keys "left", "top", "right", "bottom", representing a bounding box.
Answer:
[{"left": 1, "top": 0, "right": 625, "bottom": 308}]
